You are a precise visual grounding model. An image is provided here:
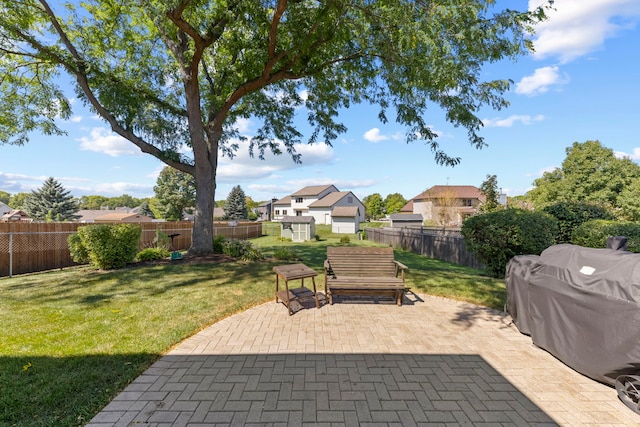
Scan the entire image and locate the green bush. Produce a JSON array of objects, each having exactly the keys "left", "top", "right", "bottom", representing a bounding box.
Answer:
[
  {"left": 67, "top": 233, "right": 90, "bottom": 264},
  {"left": 572, "top": 219, "right": 640, "bottom": 252},
  {"left": 462, "top": 209, "right": 558, "bottom": 278},
  {"left": 222, "top": 239, "right": 263, "bottom": 261},
  {"left": 273, "top": 247, "right": 298, "bottom": 261},
  {"left": 75, "top": 224, "right": 142, "bottom": 270},
  {"left": 339, "top": 235, "right": 351, "bottom": 244},
  {"left": 542, "top": 202, "right": 613, "bottom": 244},
  {"left": 213, "top": 235, "right": 226, "bottom": 254},
  {"left": 135, "top": 247, "right": 171, "bottom": 262}
]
